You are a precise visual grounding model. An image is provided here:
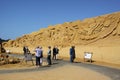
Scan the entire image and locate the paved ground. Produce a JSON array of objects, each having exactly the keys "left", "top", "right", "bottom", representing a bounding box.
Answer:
[{"left": 0, "top": 54, "right": 120, "bottom": 80}]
